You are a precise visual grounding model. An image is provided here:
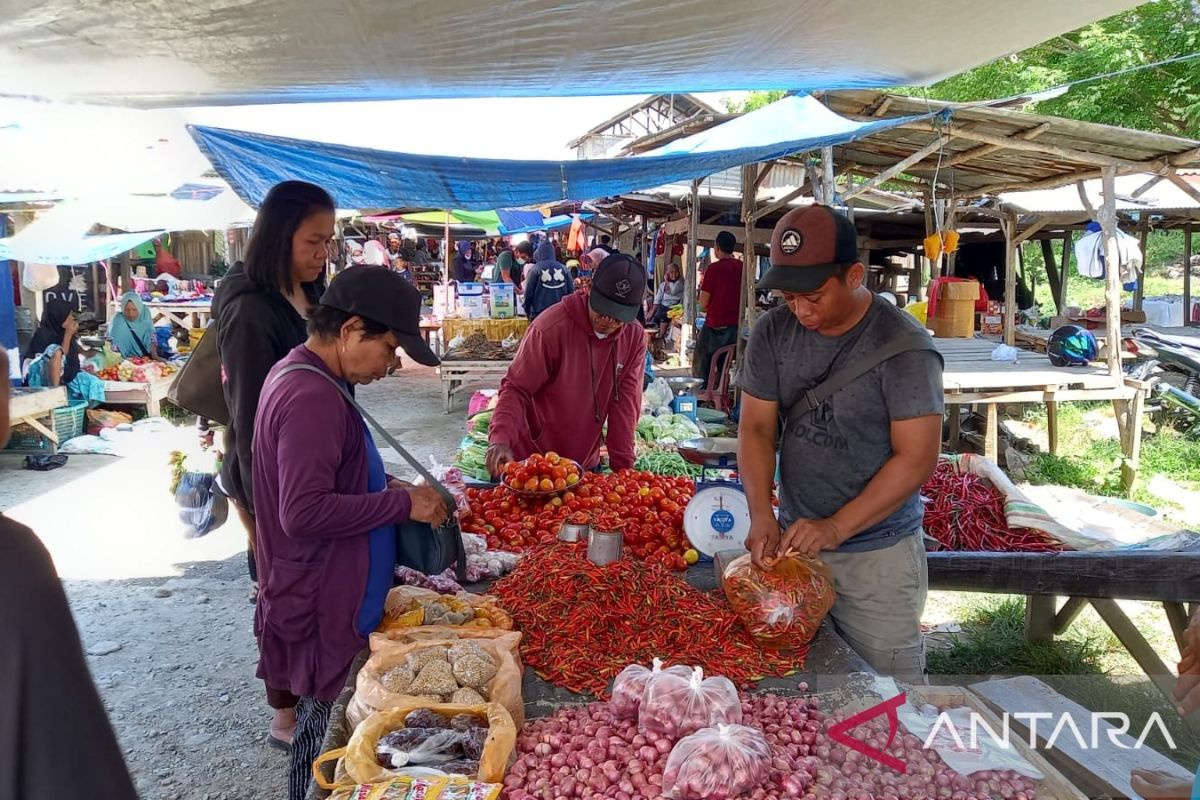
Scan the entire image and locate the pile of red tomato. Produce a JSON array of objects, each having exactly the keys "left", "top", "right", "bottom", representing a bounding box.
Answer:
[
  {"left": 462, "top": 468, "right": 695, "bottom": 571},
  {"left": 501, "top": 452, "right": 583, "bottom": 493}
]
